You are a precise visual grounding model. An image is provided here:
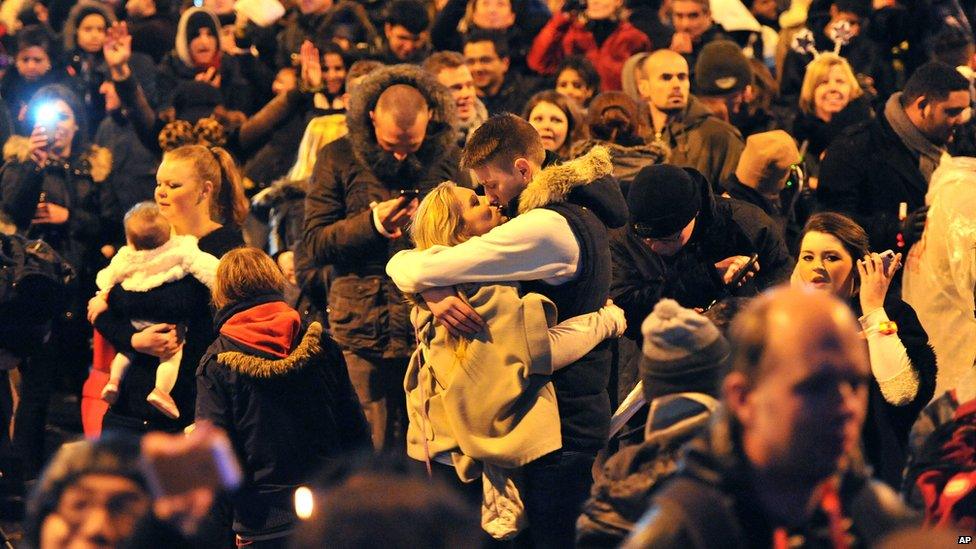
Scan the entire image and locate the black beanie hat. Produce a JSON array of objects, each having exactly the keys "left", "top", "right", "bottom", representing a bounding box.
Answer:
[
  {"left": 628, "top": 164, "right": 701, "bottom": 238},
  {"left": 186, "top": 10, "right": 219, "bottom": 46},
  {"left": 694, "top": 40, "right": 753, "bottom": 96}
]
